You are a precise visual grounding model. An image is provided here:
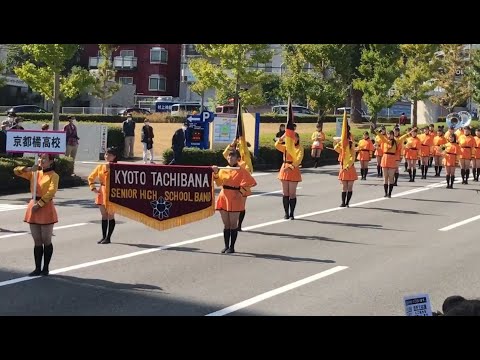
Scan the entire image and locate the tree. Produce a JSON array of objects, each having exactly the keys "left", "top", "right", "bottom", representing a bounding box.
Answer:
[
  {"left": 14, "top": 44, "right": 94, "bottom": 129},
  {"left": 467, "top": 48, "right": 480, "bottom": 108},
  {"left": 261, "top": 73, "right": 283, "bottom": 106},
  {"left": 394, "top": 44, "right": 439, "bottom": 127},
  {"left": 0, "top": 62, "right": 6, "bottom": 88},
  {"left": 354, "top": 44, "right": 402, "bottom": 126},
  {"left": 90, "top": 44, "right": 121, "bottom": 114},
  {"left": 430, "top": 44, "right": 471, "bottom": 113},
  {"left": 279, "top": 44, "right": 311, "bottom": 107},
  {"left": 188, "top": 44, "right": 273, "bottom": 108}
]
